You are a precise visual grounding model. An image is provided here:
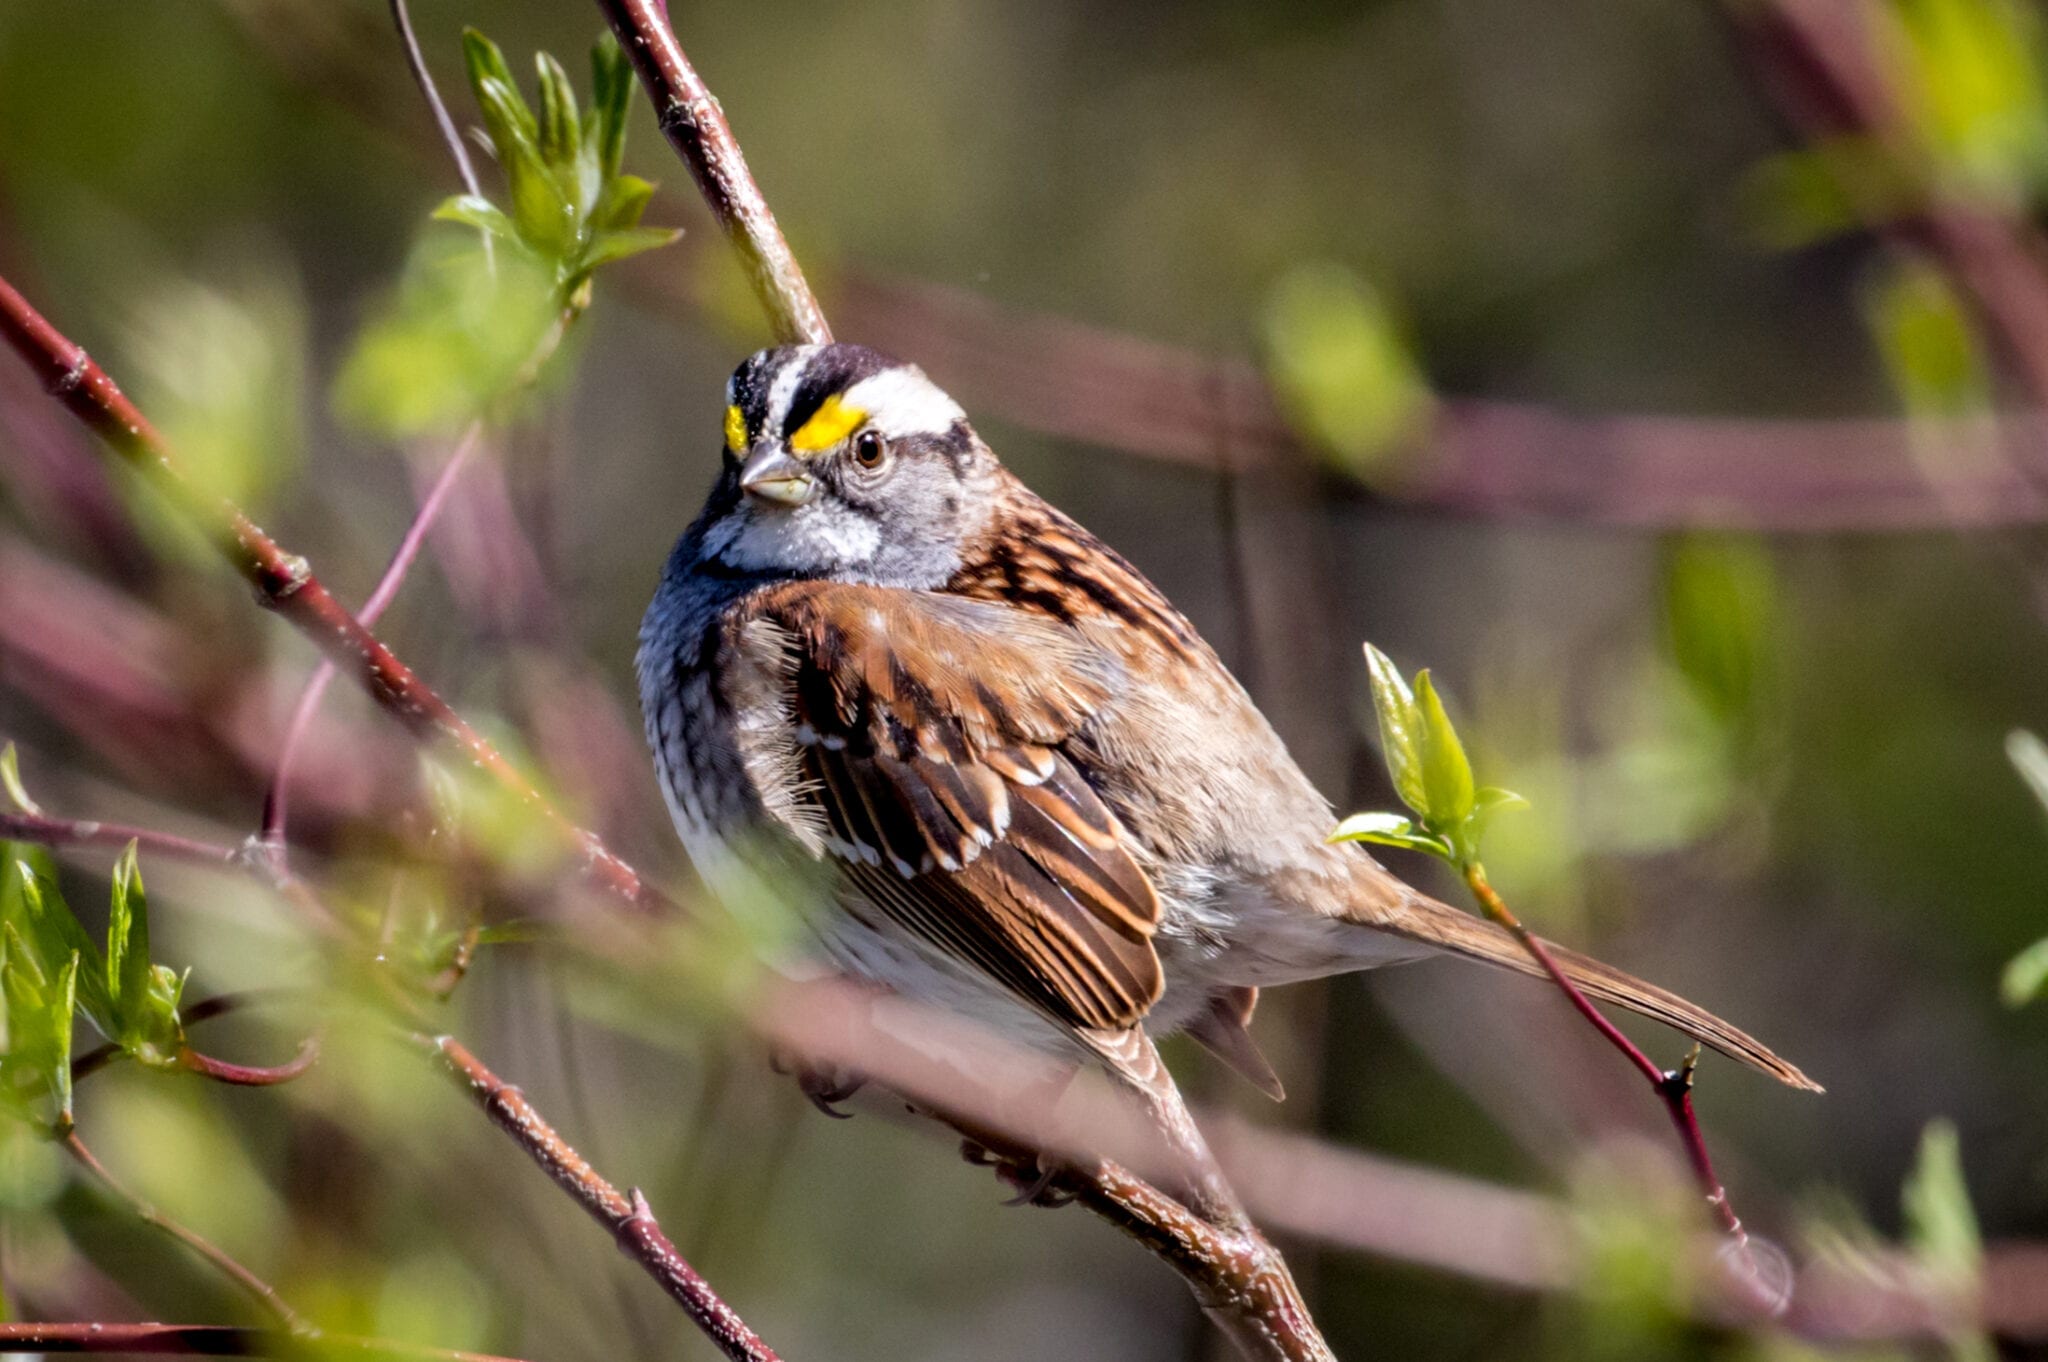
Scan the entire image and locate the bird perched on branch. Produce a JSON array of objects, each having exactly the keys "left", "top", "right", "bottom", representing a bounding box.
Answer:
[{"left": 638, "top": 342, "right": 1816, "bottom": 1105}]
